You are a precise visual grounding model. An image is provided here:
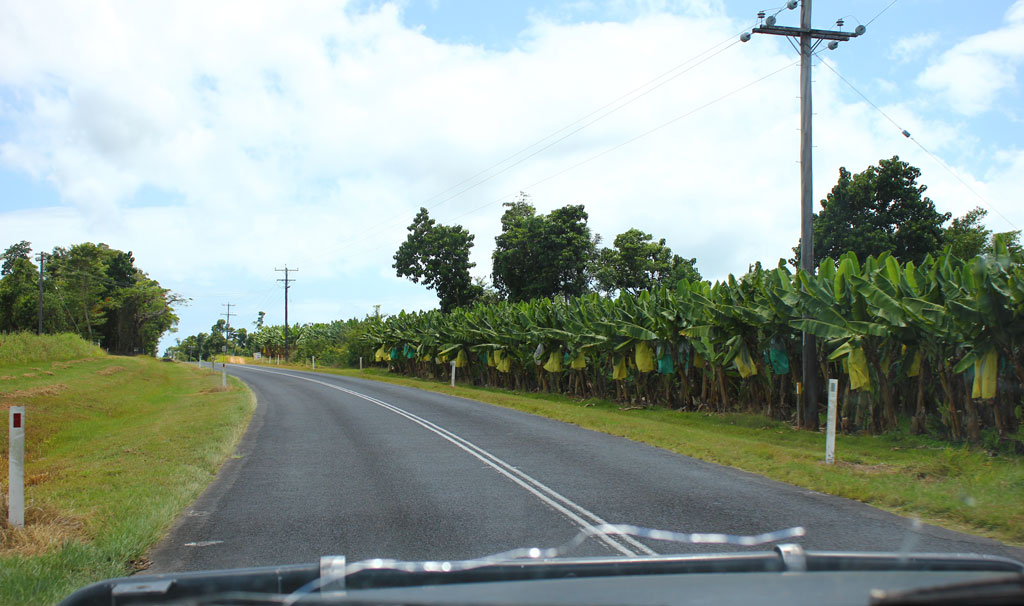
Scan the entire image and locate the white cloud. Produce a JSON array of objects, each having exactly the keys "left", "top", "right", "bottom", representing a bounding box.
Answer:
[
  {"left": 0, "top": 1, "right": 1020, "bottom": 349},
  {"left": 916, "top": 2, "right": 1024, "bottom": 115},
  {"left": 889, "top": 32, "right": 939, "bottom": 64}
]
